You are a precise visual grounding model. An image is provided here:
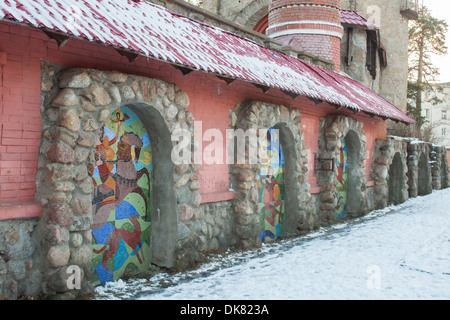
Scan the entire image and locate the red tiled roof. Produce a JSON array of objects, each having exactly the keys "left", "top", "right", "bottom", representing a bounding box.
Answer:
[
  {"left": 0, "top": 0, "right": 414, "bottom": 124},
  {"left": 341, "top": 10, "right": 379, "bottom": 30}
]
